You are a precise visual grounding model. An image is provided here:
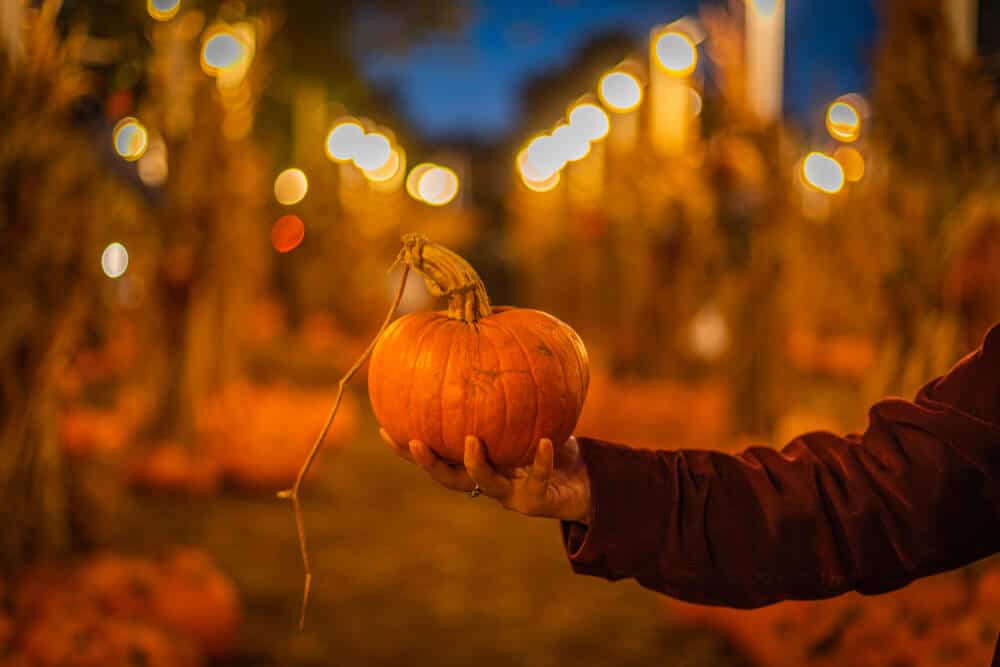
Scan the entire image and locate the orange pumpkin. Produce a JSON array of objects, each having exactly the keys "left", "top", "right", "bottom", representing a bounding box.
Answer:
[
  {"left": 127, "top": 443, "right": 222, "bottom": 496},
  {"left": 151, "top": 549, "right": 241, "bottom": 658},
  {"left": 369, "top": 236, "right": 589, "bottom": 468},
  {"left": 78, "top": 553, "right": 159, "bottom": 617}
]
